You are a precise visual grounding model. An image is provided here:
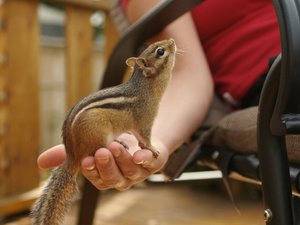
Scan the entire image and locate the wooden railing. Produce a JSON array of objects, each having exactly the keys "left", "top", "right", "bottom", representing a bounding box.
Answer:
[
  {"left": 0, "top": 0, "right": 111, "bottom": 217},
  {"left": 51, "top": 0, "right": 109, "bottom": 10}
]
